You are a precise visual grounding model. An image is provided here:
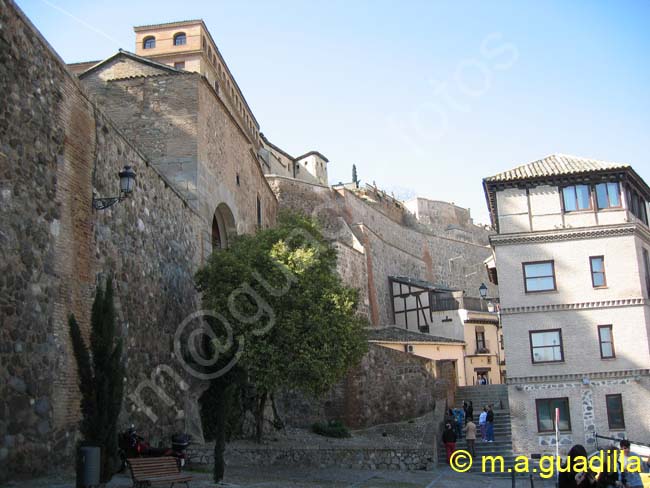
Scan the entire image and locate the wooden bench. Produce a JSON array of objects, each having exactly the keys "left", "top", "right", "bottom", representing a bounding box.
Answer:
[{"left": 127, "top": 457, "right": 192, "bottom": 487}]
